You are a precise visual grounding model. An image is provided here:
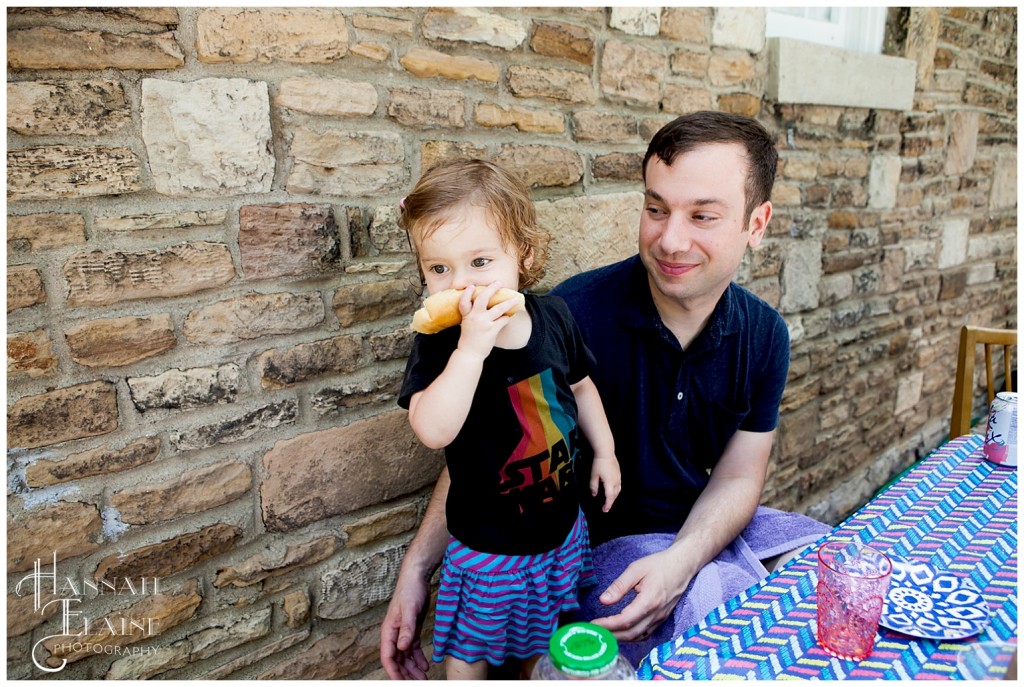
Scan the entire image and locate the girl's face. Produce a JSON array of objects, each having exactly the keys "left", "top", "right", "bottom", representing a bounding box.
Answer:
[{"left": 415, "top": 203, "right": 526, "bottom": 296}]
